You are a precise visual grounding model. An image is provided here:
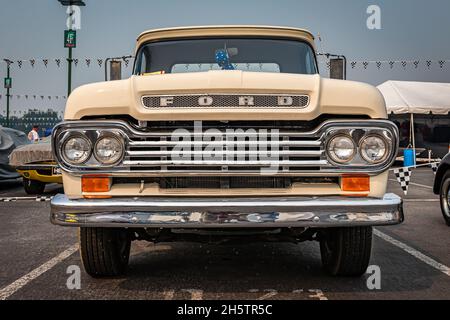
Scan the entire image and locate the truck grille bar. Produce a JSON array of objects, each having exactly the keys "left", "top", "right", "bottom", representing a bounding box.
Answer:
[{"left": 123, "top": 127, "right": 326, "bottom": 174}]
